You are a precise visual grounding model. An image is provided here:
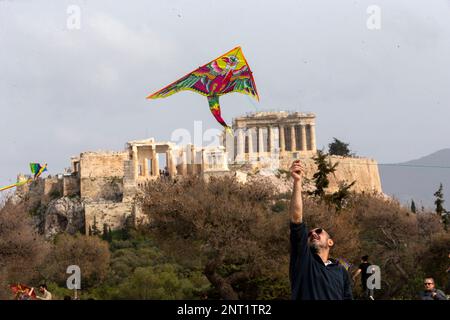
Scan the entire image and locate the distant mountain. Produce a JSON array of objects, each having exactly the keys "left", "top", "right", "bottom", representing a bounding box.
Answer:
[{"left": 379, "top": 149, "right": 450, "bottom": 210}]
